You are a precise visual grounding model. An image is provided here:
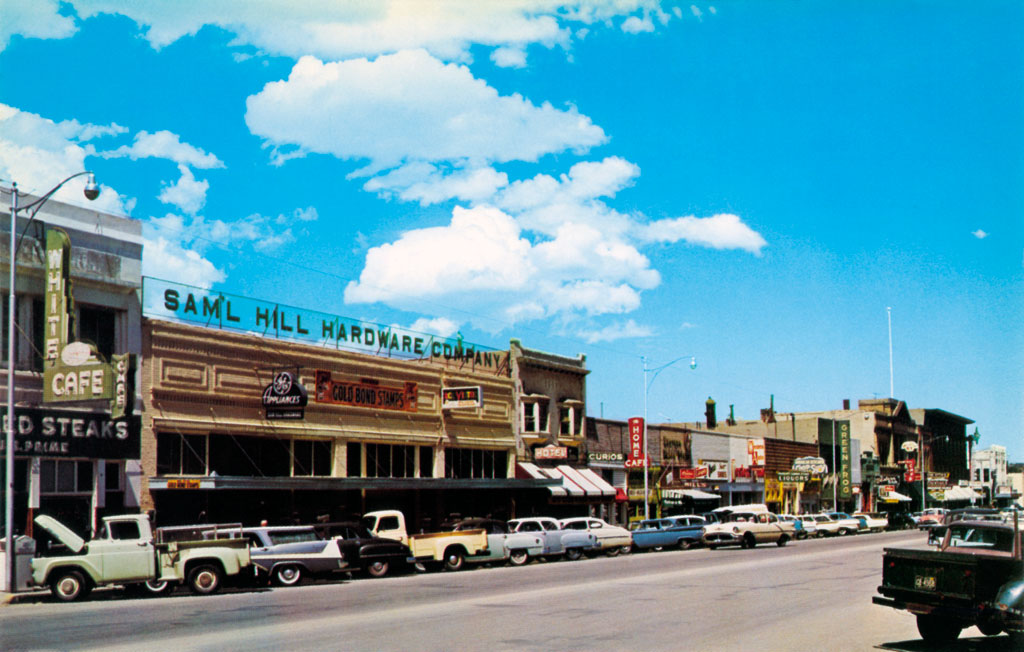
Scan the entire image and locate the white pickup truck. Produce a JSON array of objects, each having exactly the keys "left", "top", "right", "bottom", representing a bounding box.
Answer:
[
  {"left": 362, "top": 510, "right": 489, "bottom": 571},
  {"left": 31, "top": 513, "right": 250, "bottom": 601}
]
